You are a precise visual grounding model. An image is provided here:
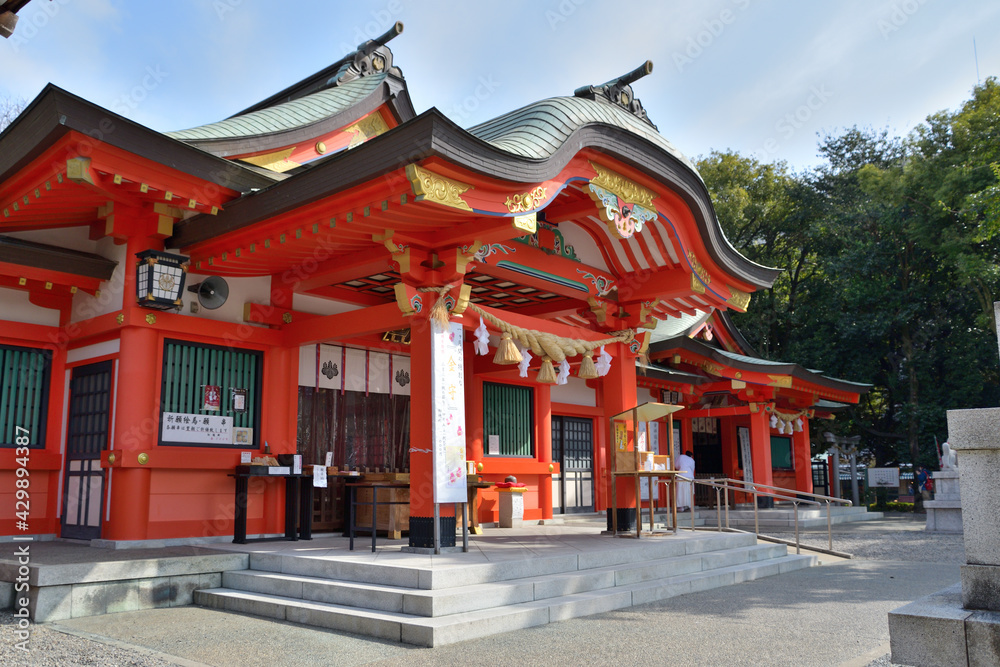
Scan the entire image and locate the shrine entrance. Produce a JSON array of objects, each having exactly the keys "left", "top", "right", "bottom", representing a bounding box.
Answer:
[
  {"left": 693, "top": 417, "right": 723, "bottom": 508},
  {"left": 552, "top": 416, "right": 594, "bottom": 514},
  {"left": 61, "top": 361, "right": 112, "bottom": 540}
]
